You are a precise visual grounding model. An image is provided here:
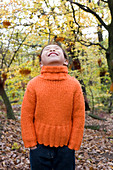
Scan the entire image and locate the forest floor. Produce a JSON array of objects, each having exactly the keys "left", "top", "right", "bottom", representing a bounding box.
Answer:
[{"left": 0, "top": 106, "right": 113, "bottom": 170}]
